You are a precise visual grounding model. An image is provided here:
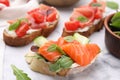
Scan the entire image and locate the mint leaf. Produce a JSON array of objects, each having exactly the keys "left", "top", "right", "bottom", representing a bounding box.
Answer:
[
  {"left": 19, "top": 18, "right": 28, "bottom": 22},
  {"left": 49, "top": 55, "right": 73, "bottom": 72},
  {"left": 11, "top": 65, "right": 31, "bottom": 80},
  {"left": 91, "top": 3, "right": 102, "bottom": 7},
  {"left": 107, "top": 1, "right": 119, "bottom": 10},
  {"left": 77, "top": 16, "right": 88, "bottom": 22},
  {"left": 9, "top": 20, "right": 20, "bottom": 31},
  {"left": 64, "top": 36, "right": 75, "bottom": 42}
]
